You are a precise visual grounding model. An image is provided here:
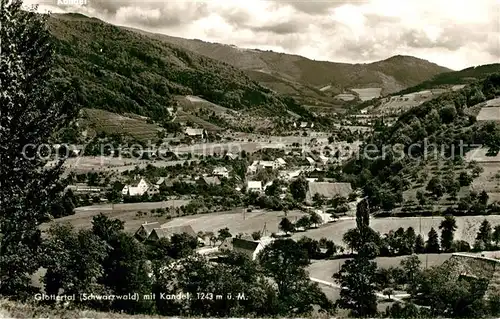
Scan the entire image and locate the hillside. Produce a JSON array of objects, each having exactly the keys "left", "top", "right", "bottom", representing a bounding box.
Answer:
[
  {"left": 343, "top": 74, "right": 500, "bottom": 212},
  {"left": 394, "top": 64, "right": 500, "bottom": 96},
  {"left": 126, "top": 29, "right": 450, "bottom": 100},
  {"left": 46, "top": 13, "right": 309, "bottom": 121}
]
